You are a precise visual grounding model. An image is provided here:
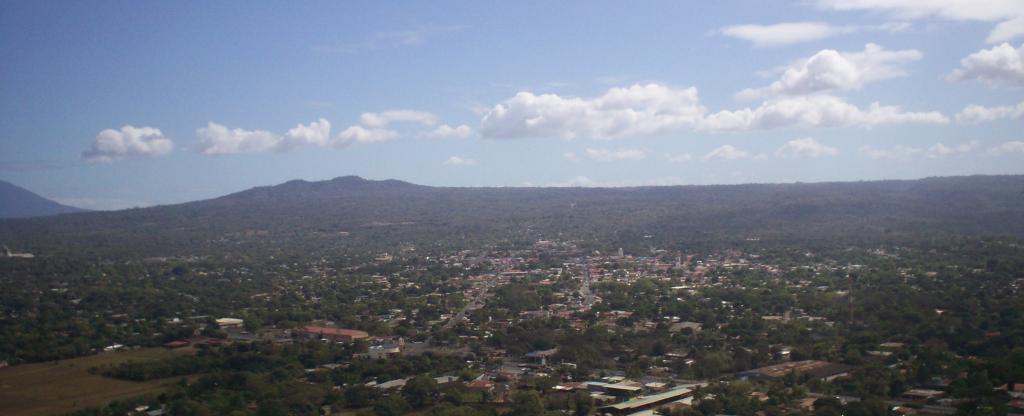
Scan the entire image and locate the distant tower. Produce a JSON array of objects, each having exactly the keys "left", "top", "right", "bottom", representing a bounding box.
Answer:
[{"left": 618, "top": 248, "right": 624, "bottom": 258}]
